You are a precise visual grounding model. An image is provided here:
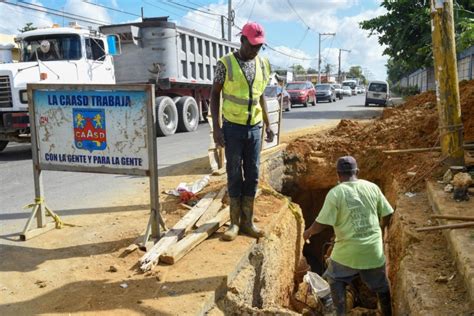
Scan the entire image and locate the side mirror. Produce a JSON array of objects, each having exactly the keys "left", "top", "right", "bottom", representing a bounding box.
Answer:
[{"left": 106, "top": 35, "right": 121, "bottom": 56}]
